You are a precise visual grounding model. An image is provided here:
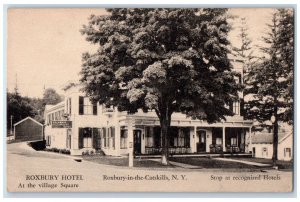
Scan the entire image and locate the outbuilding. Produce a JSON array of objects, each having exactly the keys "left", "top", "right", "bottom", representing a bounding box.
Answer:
[
  {"left": 251, "top": 131, "right": 293, "bottom": 161},
  {"left": 14, "top": 117, "right": 44, "bottom": 142}
]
